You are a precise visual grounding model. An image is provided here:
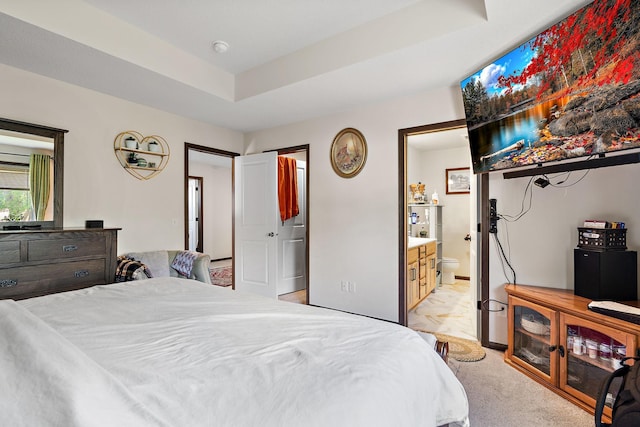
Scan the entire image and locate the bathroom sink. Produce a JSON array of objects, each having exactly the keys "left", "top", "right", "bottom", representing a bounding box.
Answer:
[{"left": 408, "top": 236, "right": 436, "bottom": 248}]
